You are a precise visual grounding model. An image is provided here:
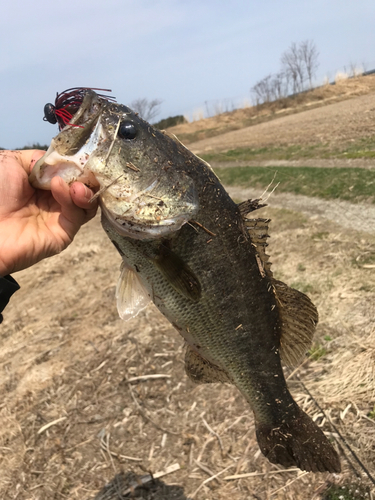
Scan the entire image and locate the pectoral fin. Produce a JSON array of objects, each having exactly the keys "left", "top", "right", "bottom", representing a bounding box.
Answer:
[
  {"left": 116, "top": 262, "right": 151, "bottom": 321},
  {"left": 154, "top": 245, "right": 201, "bottom": 302},
  {"left": 272, "top": 278, "right": 318, "bottom": 366},
  {"left": 185, "top": 345, "right": 231, "bottom": 384}
]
